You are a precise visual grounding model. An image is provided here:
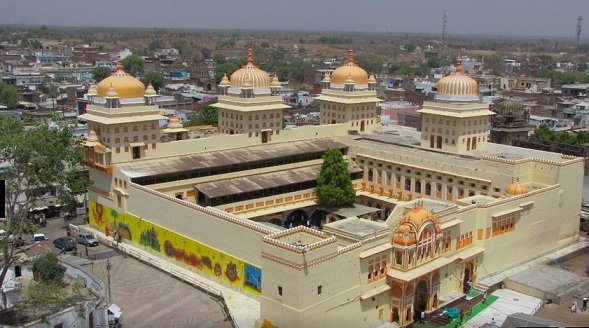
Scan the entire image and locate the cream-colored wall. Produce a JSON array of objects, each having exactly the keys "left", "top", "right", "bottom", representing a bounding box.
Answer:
[{"left": 219, "top": 109, "right": 282, "bottom": 135}]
